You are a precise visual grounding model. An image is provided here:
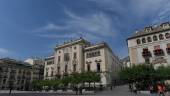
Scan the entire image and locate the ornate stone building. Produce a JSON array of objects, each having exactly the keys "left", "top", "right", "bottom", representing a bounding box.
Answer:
[
  {"left": 25, "top": 58, "right": 44, "bottom": 81},
  {"left": 127, "top": 22, "right": 170, "bottom": 67},
  {"left": 0, "top": 58, "right": 33, "bottom": 90},
  {"left": 44, "top": 56, "right": 55, "bottom": 80},
  {"left": 0, "top": 58, "right": 44, "bottom": 90},
  {"left": 44, "top": 38, "right": 122, "bottom": 87}
]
